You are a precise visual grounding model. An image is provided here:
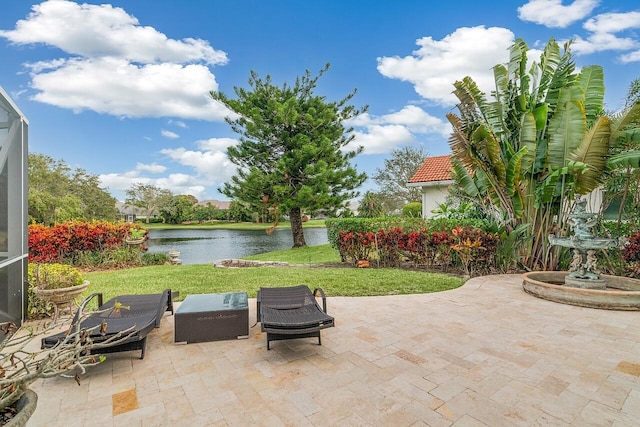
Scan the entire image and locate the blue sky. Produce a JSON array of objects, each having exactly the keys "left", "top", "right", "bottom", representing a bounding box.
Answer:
[{"left": 1, "top": 0, "right": 639, "bottom": 202}]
